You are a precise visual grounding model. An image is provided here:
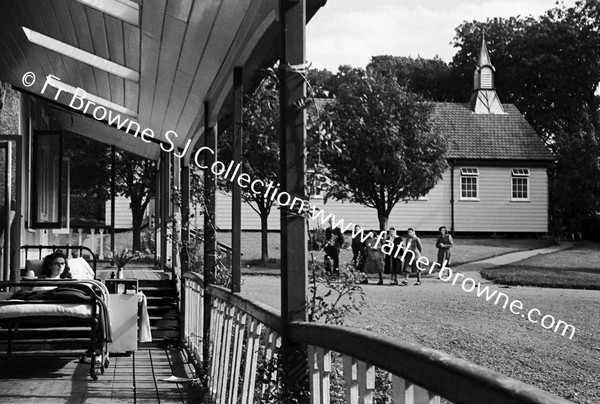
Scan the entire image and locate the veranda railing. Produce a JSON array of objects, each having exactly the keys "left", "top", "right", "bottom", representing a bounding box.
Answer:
[
  {"left": 181, "top": 272, "right": 572, "bottom": 404},
  {"left": 182, "top": 272, "right": 280, "bottom": 403}
]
